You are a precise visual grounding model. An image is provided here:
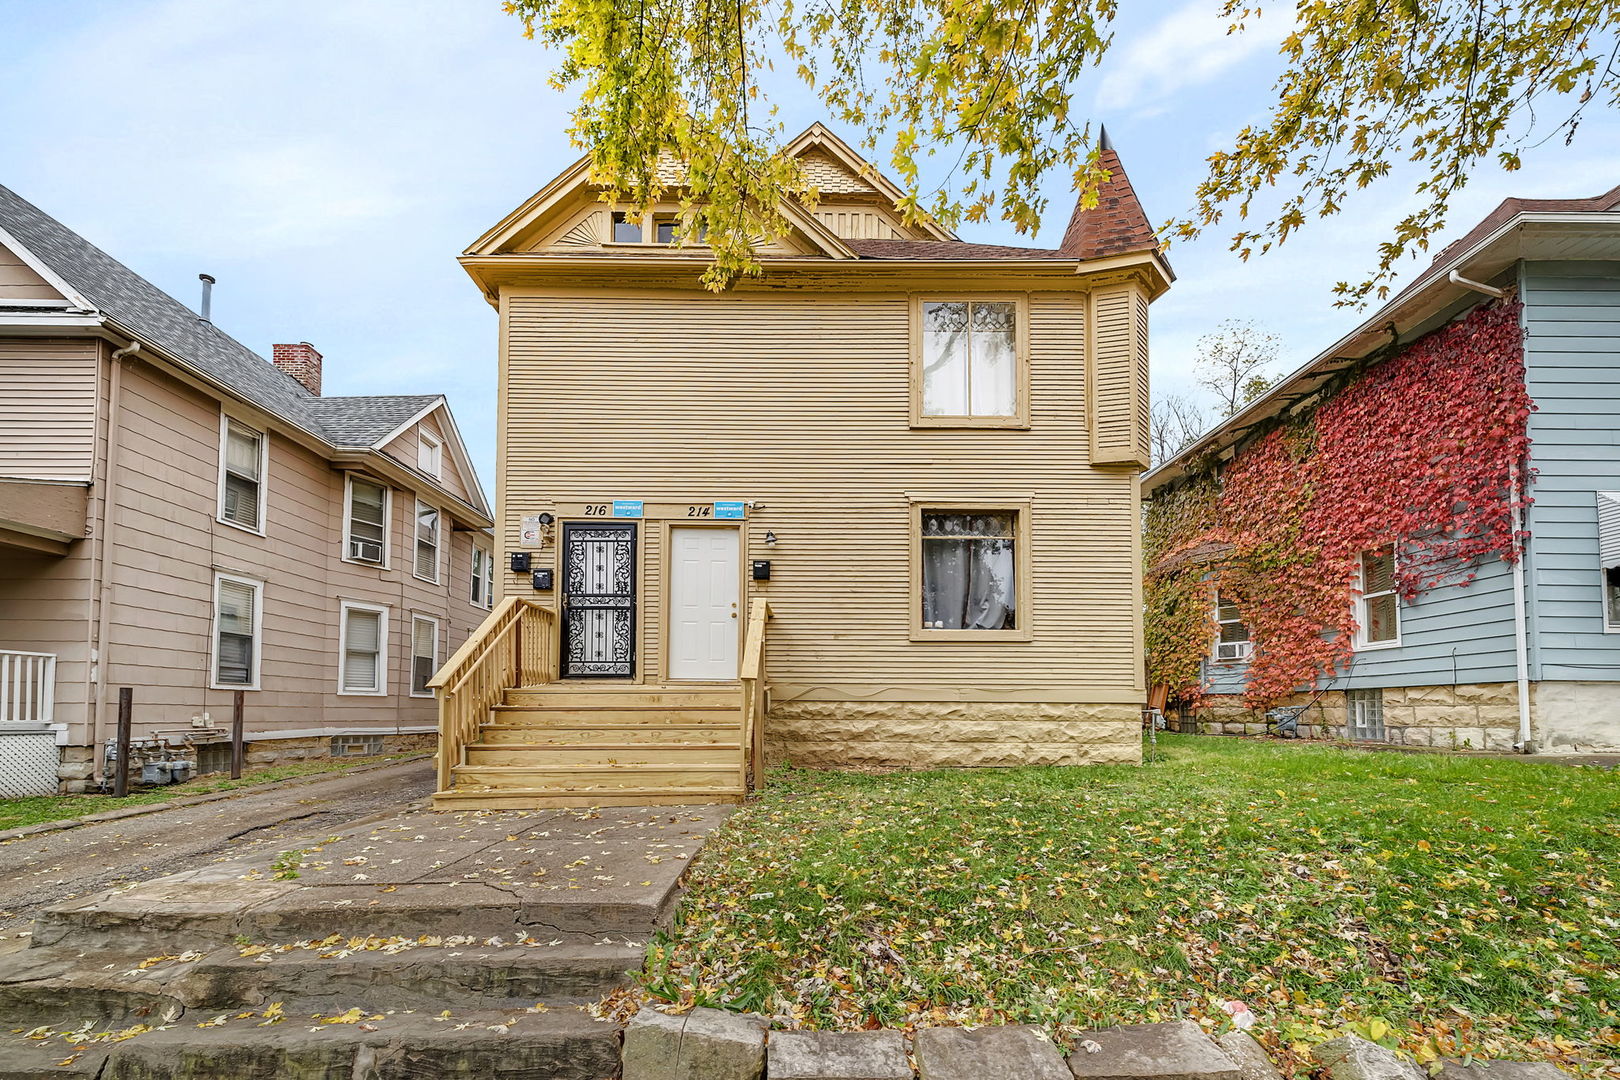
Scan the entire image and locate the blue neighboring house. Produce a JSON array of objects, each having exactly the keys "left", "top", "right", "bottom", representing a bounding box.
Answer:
[{"left": 1145, "top": 184, "right": 1620, "bottom": 754}]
